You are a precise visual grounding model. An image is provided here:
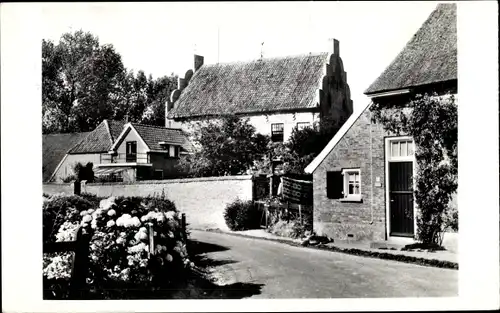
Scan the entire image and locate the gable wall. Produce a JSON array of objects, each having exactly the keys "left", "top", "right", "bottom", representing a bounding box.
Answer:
[
  {"left": 116, "top": 128, "right": 149, "bottom": 155},
  {"left": 313, "top": 108, "right": 388, "bottom": 242}
]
